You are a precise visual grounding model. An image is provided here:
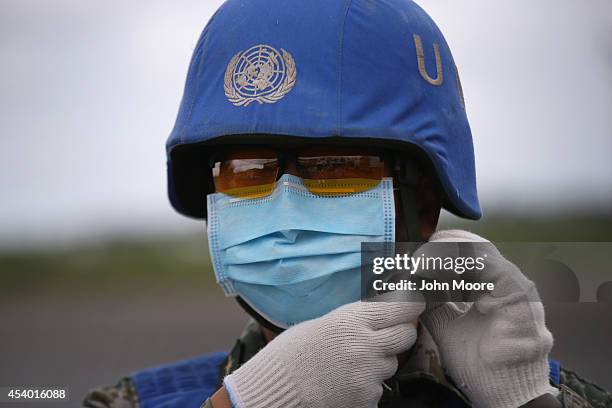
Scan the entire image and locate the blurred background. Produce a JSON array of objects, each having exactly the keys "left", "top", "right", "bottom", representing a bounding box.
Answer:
[{"left": 1, "top": 0, "right": 611, "bottom": 406}]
